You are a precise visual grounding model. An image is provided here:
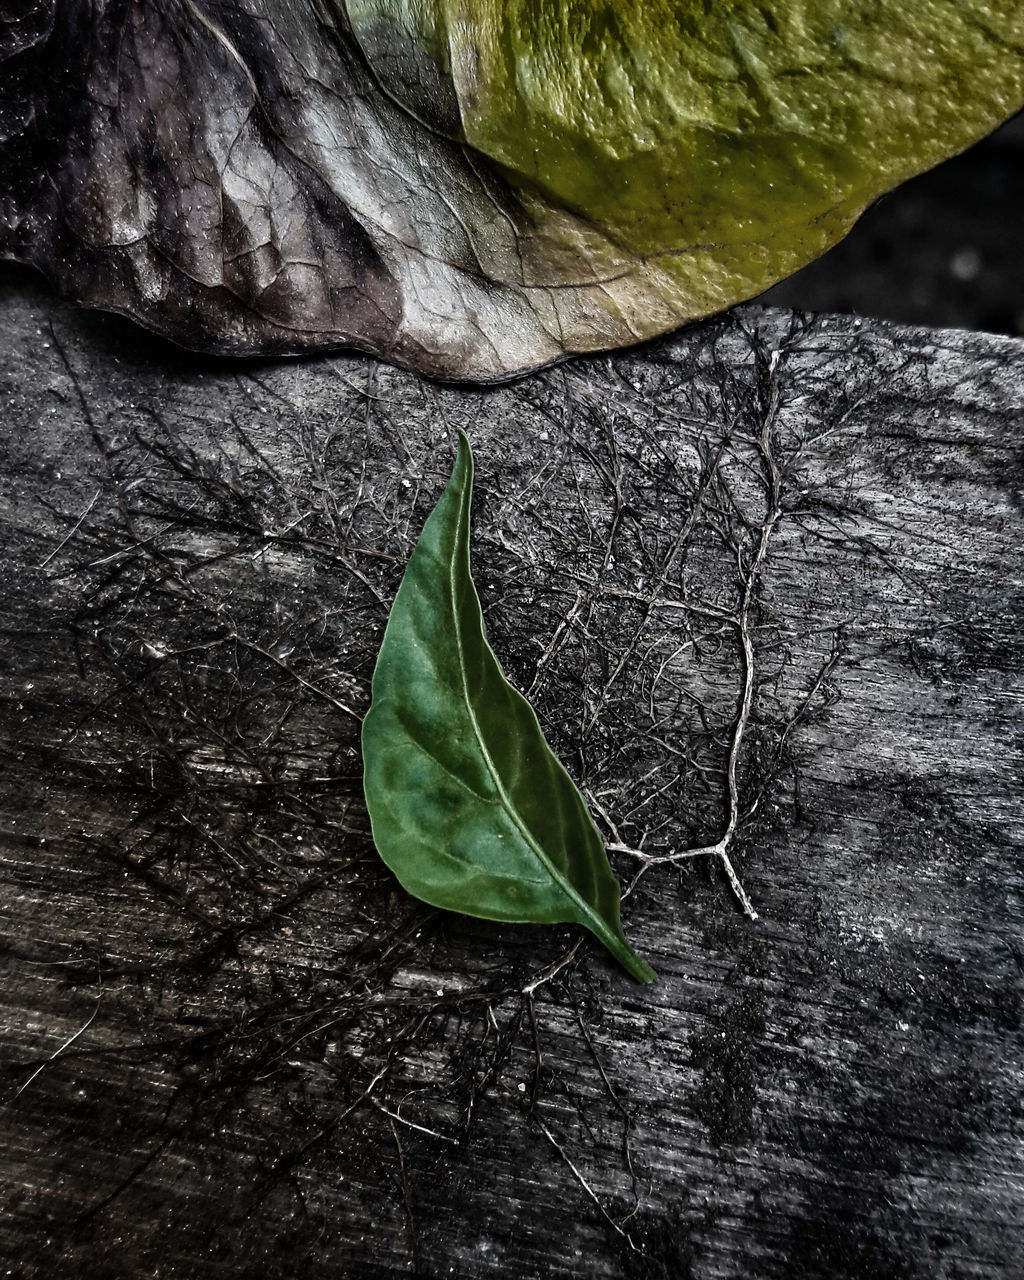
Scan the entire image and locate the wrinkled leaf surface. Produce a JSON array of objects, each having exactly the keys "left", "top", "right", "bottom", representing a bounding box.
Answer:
[
  {"left": 362, "top": 432, "right": 654, "bottom": 982},
  {"left": 2, "top": 2, "right": 1023, "bottom": 377}
]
